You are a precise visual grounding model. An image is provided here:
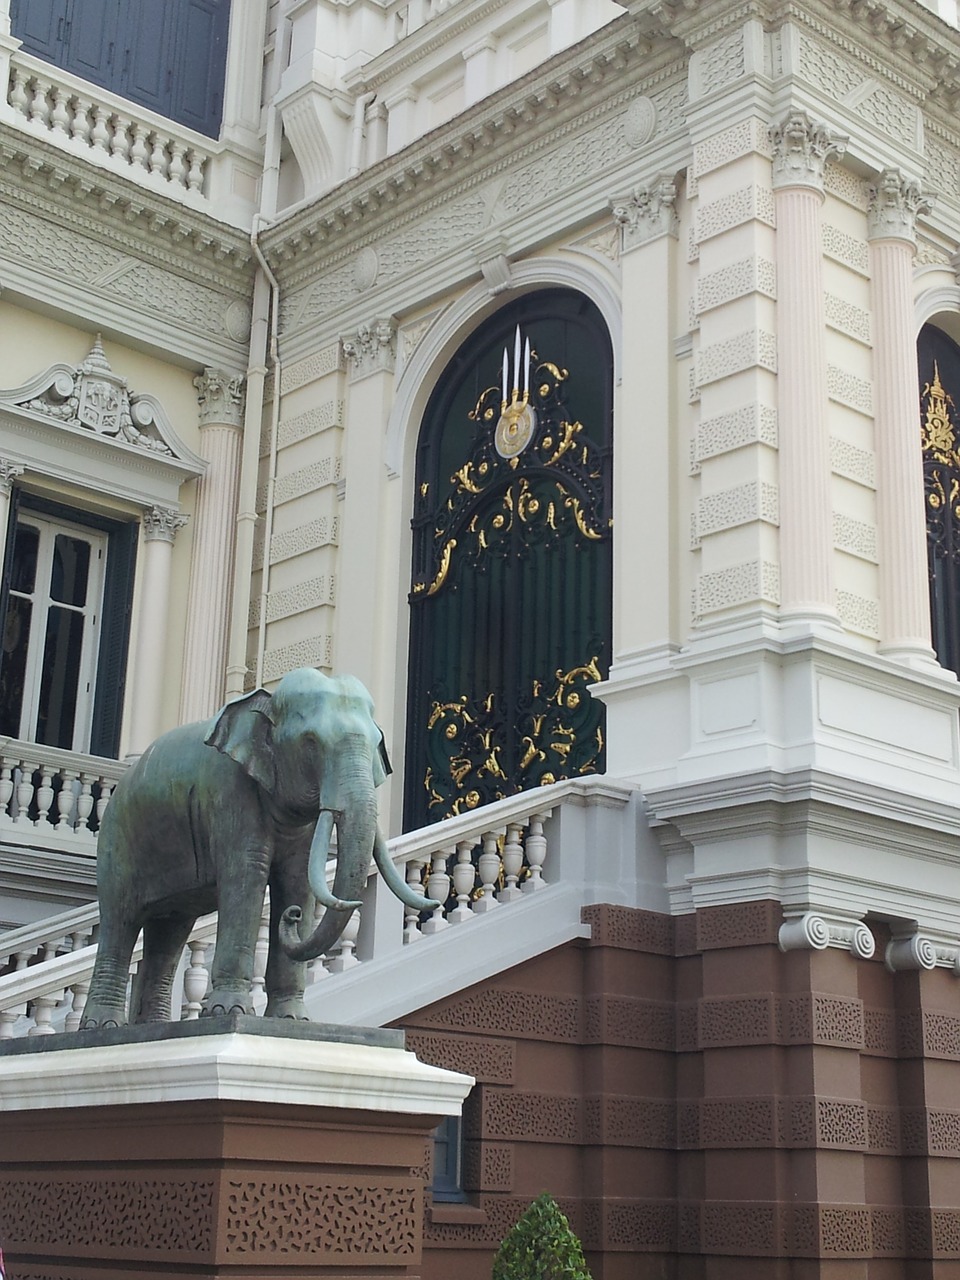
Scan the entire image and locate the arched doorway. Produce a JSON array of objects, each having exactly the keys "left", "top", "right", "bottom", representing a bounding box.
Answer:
[
  {"left": 919, "top": 322, "right": 960, "bottom": 678},
  {"left": 404, "top": 289, "right": 614, "bottom": 830}
]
